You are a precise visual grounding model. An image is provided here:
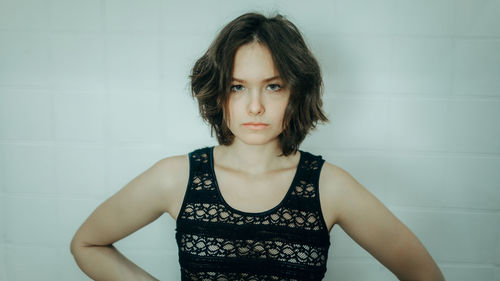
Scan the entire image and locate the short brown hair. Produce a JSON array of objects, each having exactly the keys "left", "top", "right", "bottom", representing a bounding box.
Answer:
[{"left": 190, "top": 12, "right": 328, "bottom": 156}]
